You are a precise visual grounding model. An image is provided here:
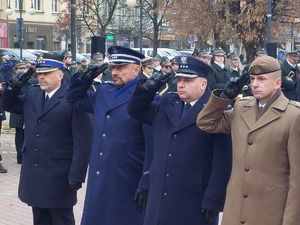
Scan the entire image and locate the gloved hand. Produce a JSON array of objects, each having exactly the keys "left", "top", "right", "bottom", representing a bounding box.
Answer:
[
  {"left": 134, "top": 188, "right": 149, "bottom": 212},
  {"left": 8, "top": 67, "right": 35, "bottom": 89},
  {"left": 220, "top": 70, "right": 249, "bottom": 99},
  {"left": 201, "top": 208, "right": 219, "bottom": 224},
  {"left": 68, "top": 180, "right": 82, "bottom": 192},
  {"left": 141, "top": 72, "right": 173, "bottom": 92},
  {"left": 80, "top": 63, "right": 108, "bottom": 82}
]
